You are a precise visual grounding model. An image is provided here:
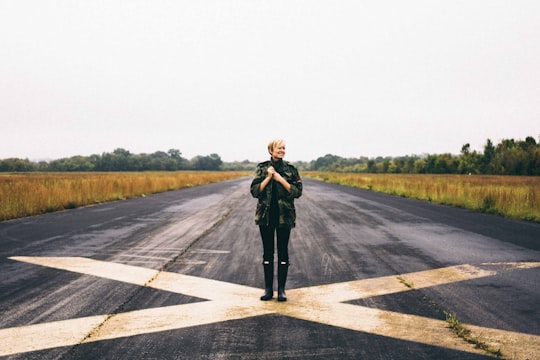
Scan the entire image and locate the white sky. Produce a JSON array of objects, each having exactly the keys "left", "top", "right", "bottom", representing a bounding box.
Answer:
[{"left": 1, "top": 1, "right": 539, "bottom": 162}]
